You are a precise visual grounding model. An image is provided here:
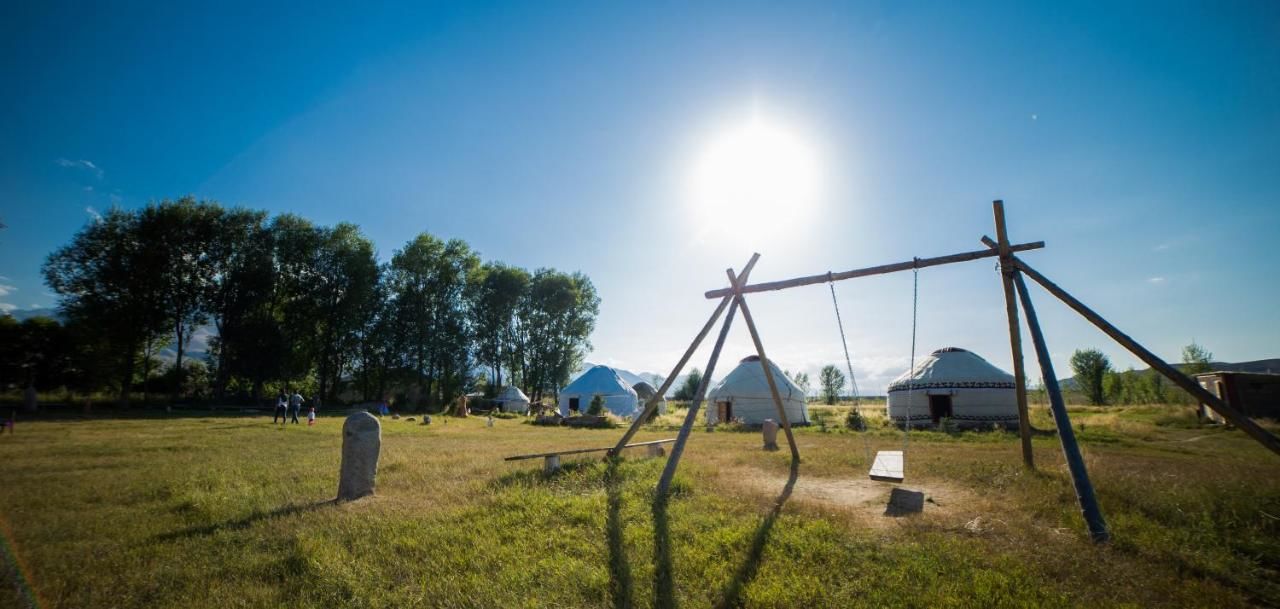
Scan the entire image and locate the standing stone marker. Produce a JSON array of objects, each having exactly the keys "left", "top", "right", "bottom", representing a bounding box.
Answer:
[
  {"left": 337, "top": 412, "right": 381, "bottom": 501},
  {"left": 762, "top": 419, "right": 779, "bottom": 451}
]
